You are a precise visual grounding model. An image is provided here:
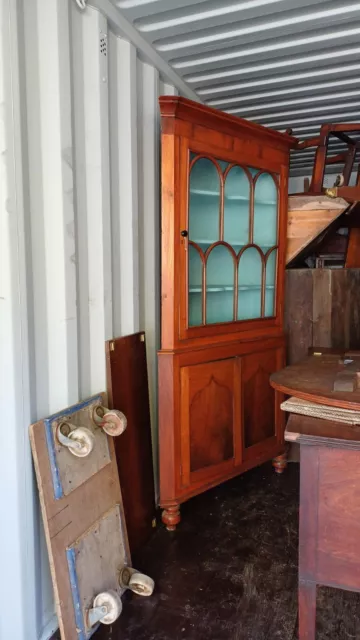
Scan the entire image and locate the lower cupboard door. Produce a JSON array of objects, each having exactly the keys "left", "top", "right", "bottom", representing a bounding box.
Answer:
[
  {"left": 242, "top": 347, "right": 283, "bottom": 460},
  {"left": 179, "top": 357, "right": 242, "bottom": 488}
]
